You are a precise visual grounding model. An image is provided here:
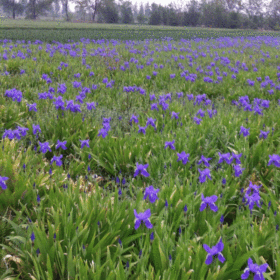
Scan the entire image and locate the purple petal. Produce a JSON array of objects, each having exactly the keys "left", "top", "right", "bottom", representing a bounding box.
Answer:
[
  {"left": 134, "top": 219, "right": 141, "bottom": 230},
  {"left": 205, "top": 254, "right": 213, "bottom": 265},
  {"left": 141, "top": 170, "right": 150, "bottom": 177},
  {"left": 144, "top": 219, "right": 153, "bottom": 229},
  {"left": 218, "top": 253, "right": 225, "bottom": 263},
  {"left": 200, "top": 202, "right": 207, "bottom": 212},
  {"left": 216, "top": 238, "right": 224, "bottom": 251},
  {"left": 144, "top": 209, "right": 151, "bottom": 218},
  {"left": 203, "top": 244, "right": 211, "bottom": 253},
  {"left": 241, "top": 268, "right": 250, "bottom": 279},
  {"left": 133, "top": 209, "right": 139, "bottom": 218},
  {"left": 259, "top": 263, "right": 268, "bottom": 273},
  {"left": 209, "top": 203, "right": 218, "bottom": 212}
]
